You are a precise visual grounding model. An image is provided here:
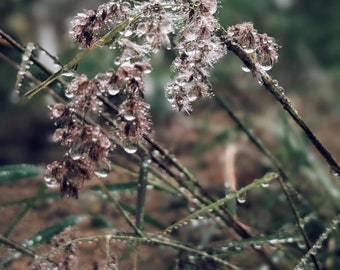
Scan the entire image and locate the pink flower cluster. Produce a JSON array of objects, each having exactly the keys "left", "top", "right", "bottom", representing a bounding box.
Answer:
[
  {"left": 166, "top": 0, "right": 227, "bottom": 112},
  {"left": 45, "top": 102, "right": 112, "bottom": 198},
  {"left": 226, "top": 22, "right": 279, "bottom": 72},
  {"left": 45, "top": 1, "right": 280, "bottom": 198}
]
